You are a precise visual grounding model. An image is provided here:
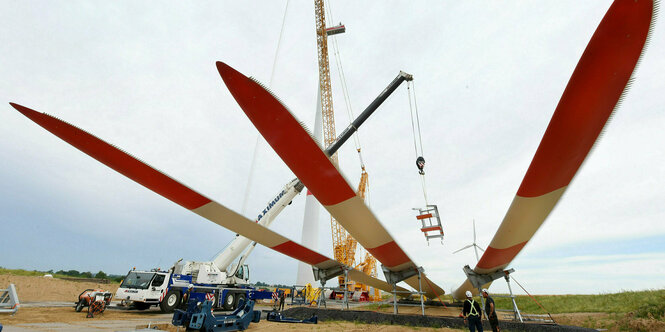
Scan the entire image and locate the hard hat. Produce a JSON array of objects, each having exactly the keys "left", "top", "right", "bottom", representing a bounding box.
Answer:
[
  {"left": 465, "top": 290, "right": 473, "bottom": 297},
  {"left": 482, "top": 288, "right": 488, "bottom": 293}
]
